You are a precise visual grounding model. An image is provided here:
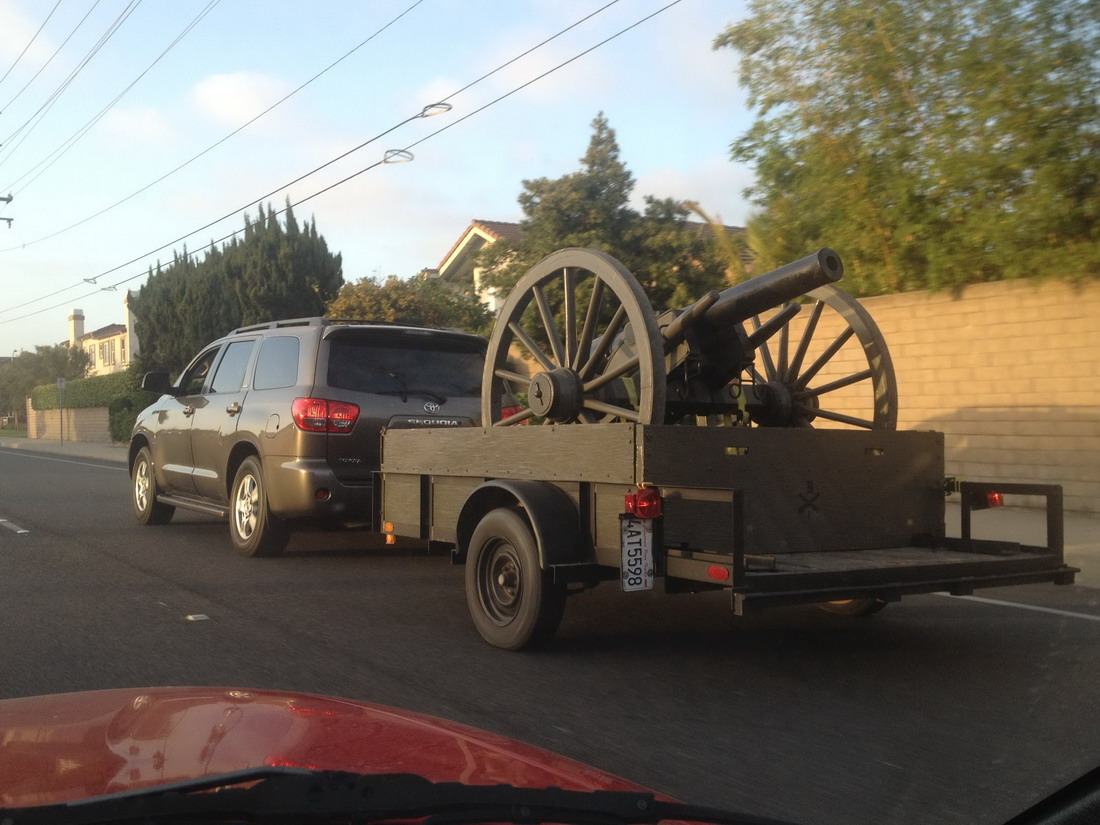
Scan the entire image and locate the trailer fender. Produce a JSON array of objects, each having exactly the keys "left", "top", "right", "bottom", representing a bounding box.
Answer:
[{"left": 455, "top": 480, "right": 589, "bottom": 570}]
